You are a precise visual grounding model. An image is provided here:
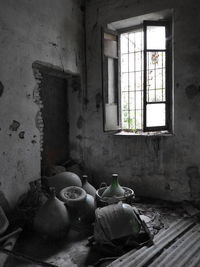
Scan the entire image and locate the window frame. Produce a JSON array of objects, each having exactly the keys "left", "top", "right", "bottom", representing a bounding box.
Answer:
[
  {"left": 143, "top": 20, "right": 172, "bottom": 132},
  {"left": 101, "top": 28, "right": 121, "bottom": 132},
  {"left": 101, "top": 19, "right": 172, "bottom": 134}
]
